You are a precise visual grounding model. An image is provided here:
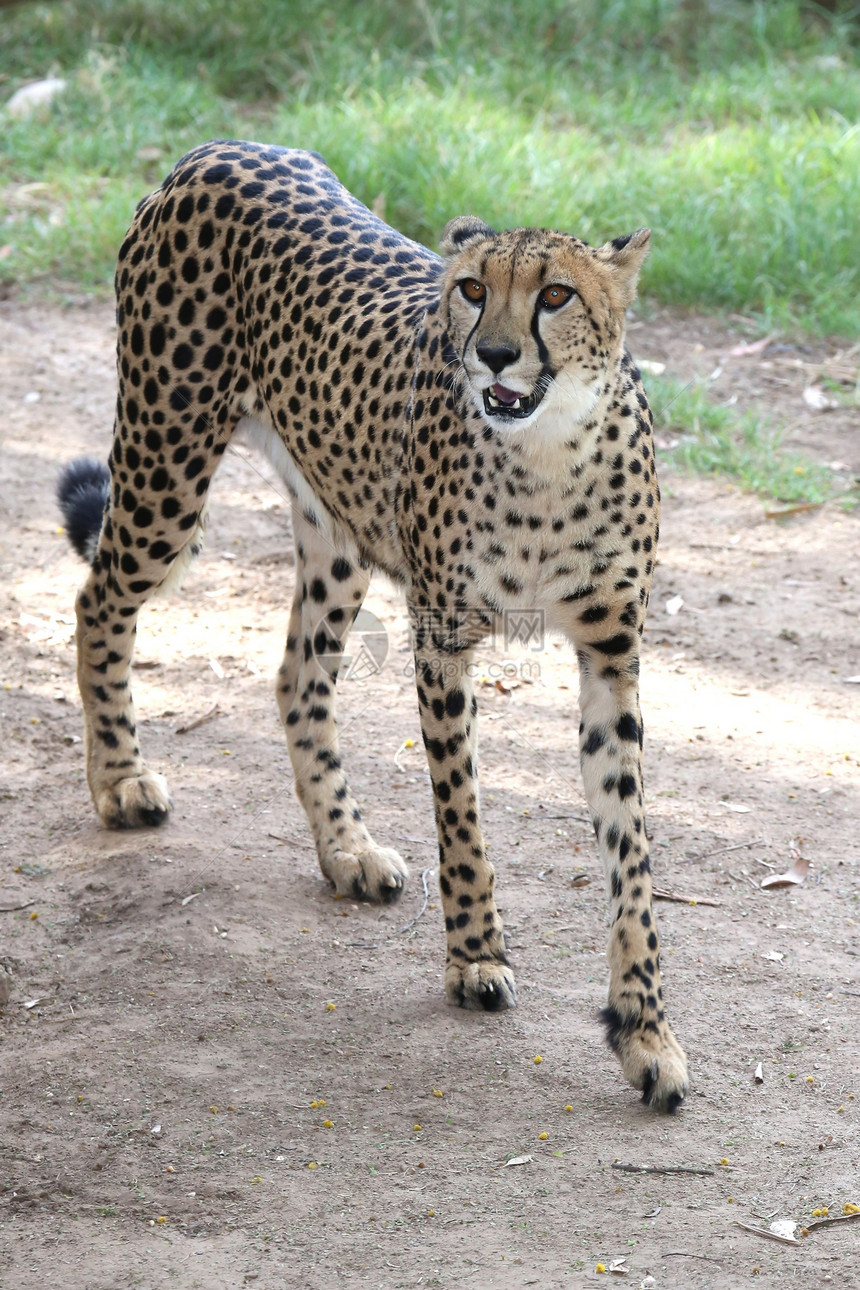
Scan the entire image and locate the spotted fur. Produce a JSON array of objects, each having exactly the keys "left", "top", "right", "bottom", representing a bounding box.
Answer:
[{"left": 59, "top": 140, "right": 687, "bottom": 1110}]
